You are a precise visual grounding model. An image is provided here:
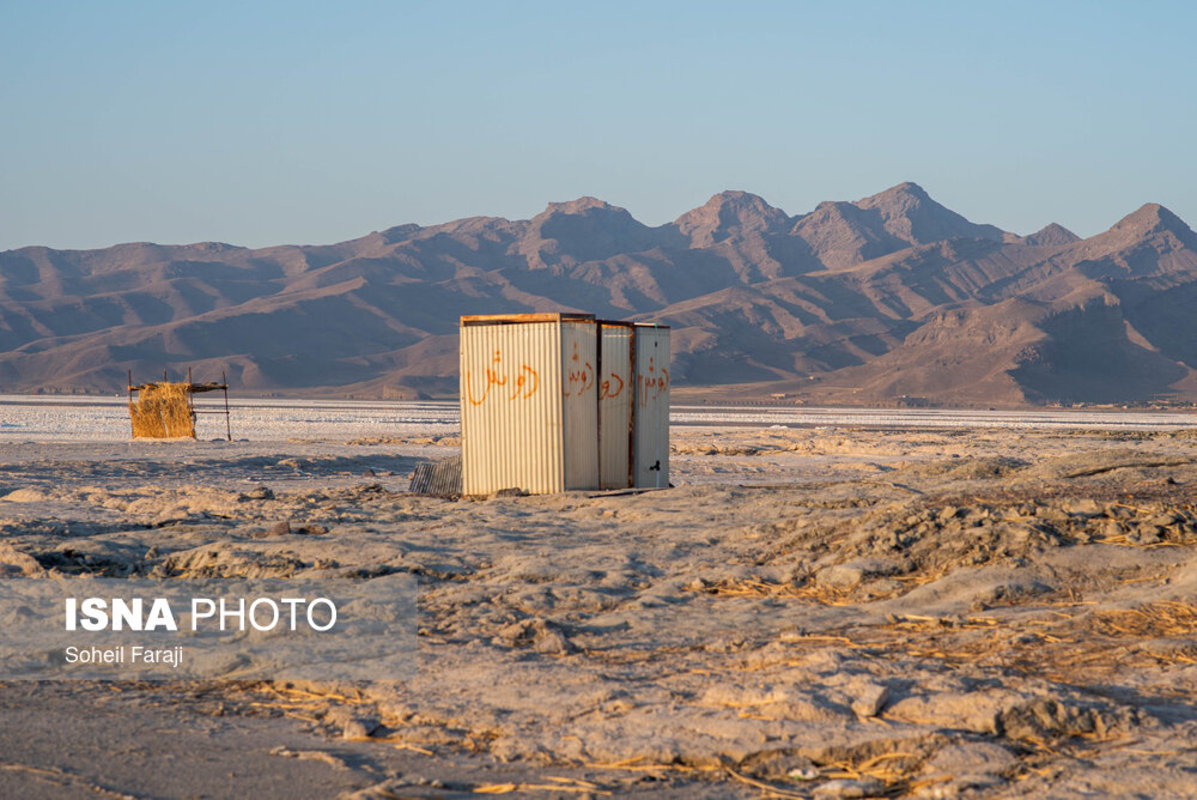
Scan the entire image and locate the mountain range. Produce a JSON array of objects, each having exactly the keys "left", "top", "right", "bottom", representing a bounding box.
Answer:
[{"left": 4, "top": 182, "right": 1197, "bottom": 406}]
